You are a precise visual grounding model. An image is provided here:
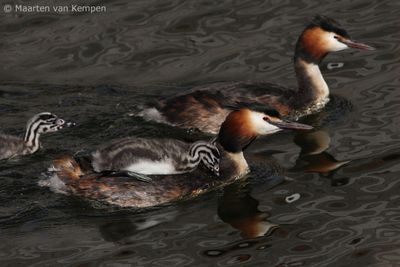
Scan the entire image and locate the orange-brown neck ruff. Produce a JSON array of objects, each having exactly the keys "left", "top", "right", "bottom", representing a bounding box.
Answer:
[
  {"left": 218, "top": 109, "right": 257, "bottom": 153},
  {"left": 296, "top": 27, "right": 328, "bottom": 63}
]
